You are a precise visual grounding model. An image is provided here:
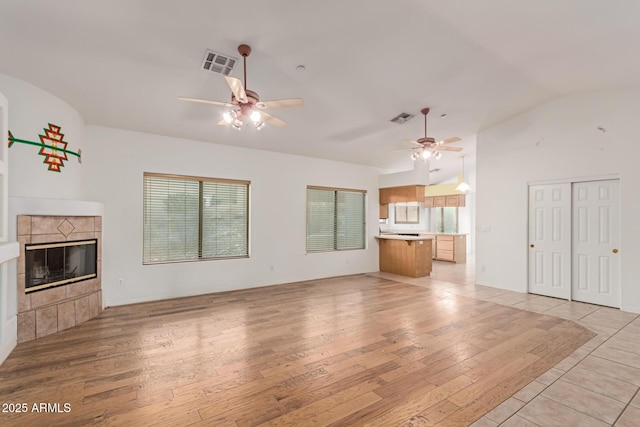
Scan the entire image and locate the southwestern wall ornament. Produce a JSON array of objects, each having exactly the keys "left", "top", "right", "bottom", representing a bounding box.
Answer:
[{"left": 7, "top": 124, "right": 81, "bottom": 172}]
